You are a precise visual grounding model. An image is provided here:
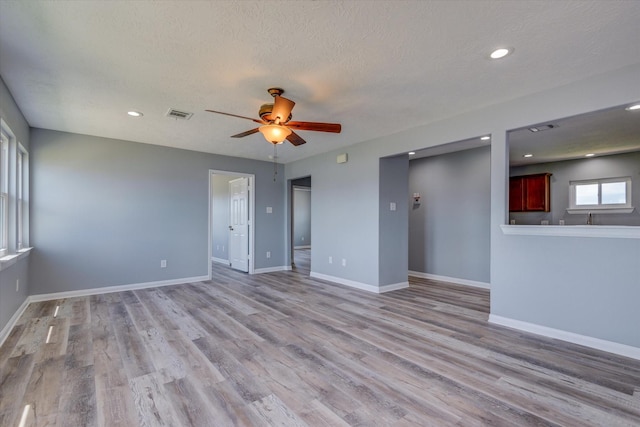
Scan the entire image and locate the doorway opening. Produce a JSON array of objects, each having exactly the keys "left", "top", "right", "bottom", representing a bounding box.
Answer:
[
  {"left": 406, "top": 138, "right": 491, "bottom": 289},
  {"left": 209, "top": 170, "right": 255, "bottom": 278},
  {"left": 290, "top": 176, "right": 311, "bottom": 275}
]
